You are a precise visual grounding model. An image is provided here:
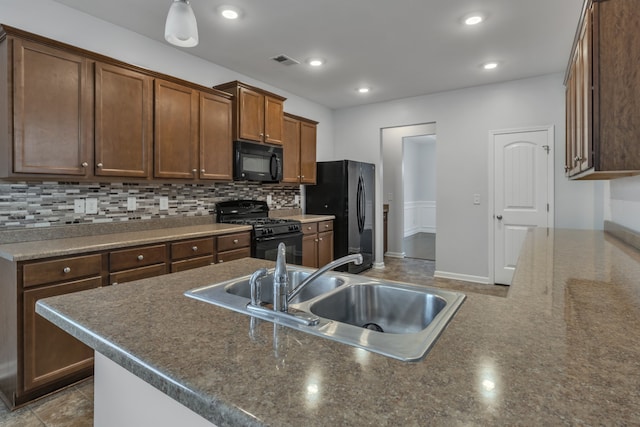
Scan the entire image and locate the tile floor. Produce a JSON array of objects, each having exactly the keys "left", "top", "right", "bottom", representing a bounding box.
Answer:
[
  {"left": 0, "top": 257, "right": 508, "bottom": 426},
  {"left": 402, "top": 232, "right": 436, "bottom": 260}
]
